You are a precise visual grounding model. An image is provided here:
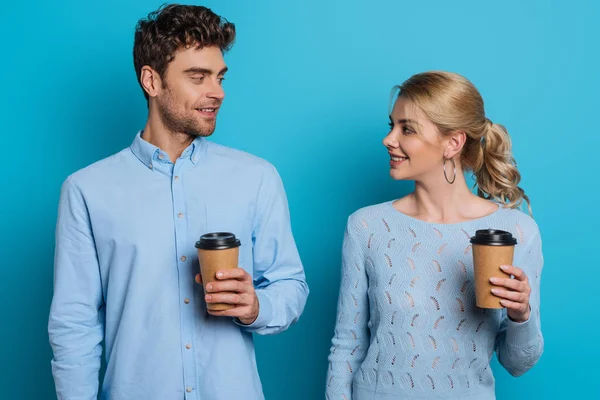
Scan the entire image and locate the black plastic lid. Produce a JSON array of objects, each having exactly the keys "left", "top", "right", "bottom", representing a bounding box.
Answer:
[
  {"left": 195, "top": 232, "right": 241, "bottom": 250},
  {"left": 470, "top": 229, "right": 517, "bottom": 246}
]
